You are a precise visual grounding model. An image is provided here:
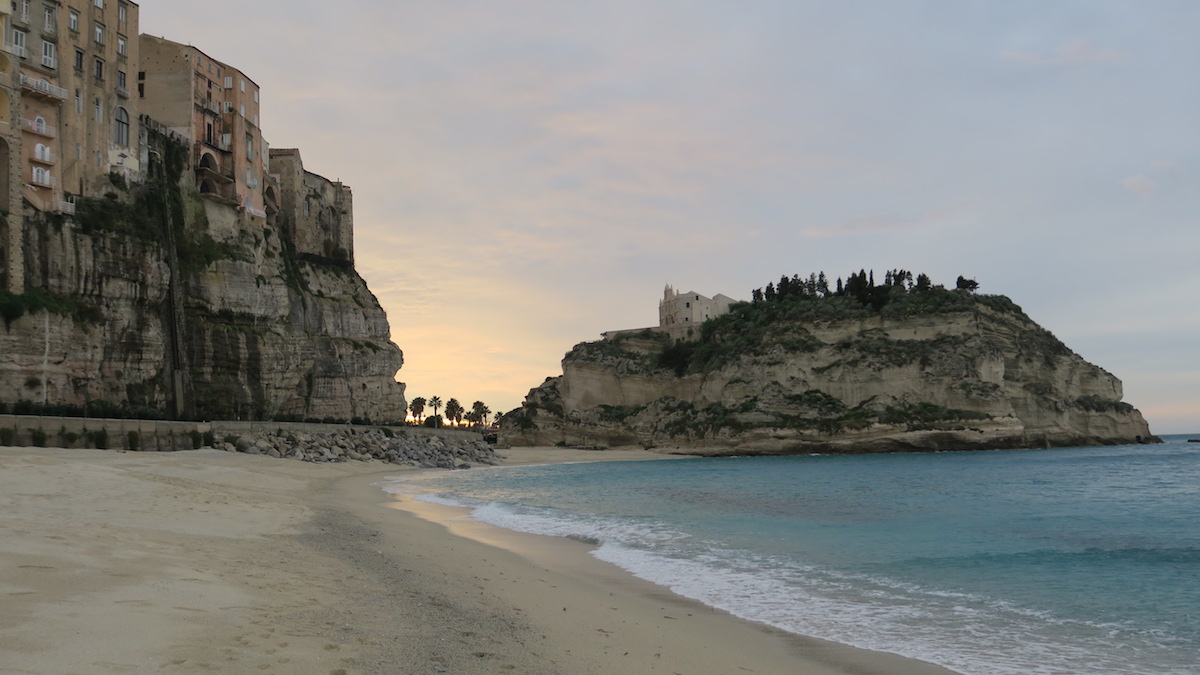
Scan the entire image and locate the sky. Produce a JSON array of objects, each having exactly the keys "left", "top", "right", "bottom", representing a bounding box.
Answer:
[{"left": 142, "top": 1, "right": 1198, "bottom": 434}]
